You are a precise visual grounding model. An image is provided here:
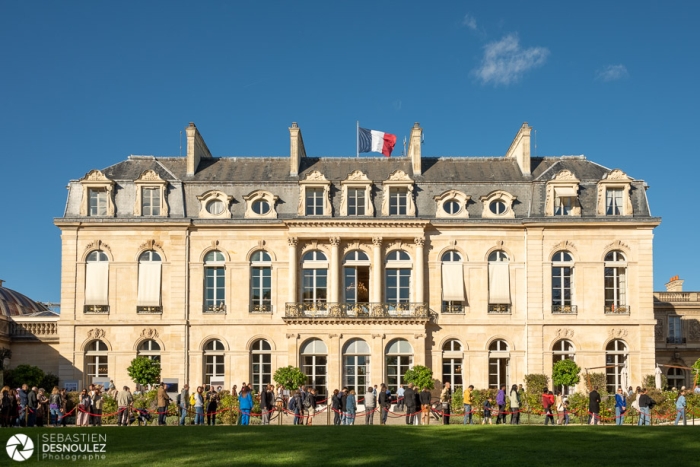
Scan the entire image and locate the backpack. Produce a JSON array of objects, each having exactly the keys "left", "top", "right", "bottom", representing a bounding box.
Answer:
[
  {"left": 176, "top": 394, "right": 181, "bottom": 406},
  {"left": 648, "top": 398, "right": 656, "bottom": 409},
  {"left": 303, "top": 394, "right": 312, "bottom": 409},
  {"left": 189, "top": 393, "right": 196, "bottom": 406}
]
